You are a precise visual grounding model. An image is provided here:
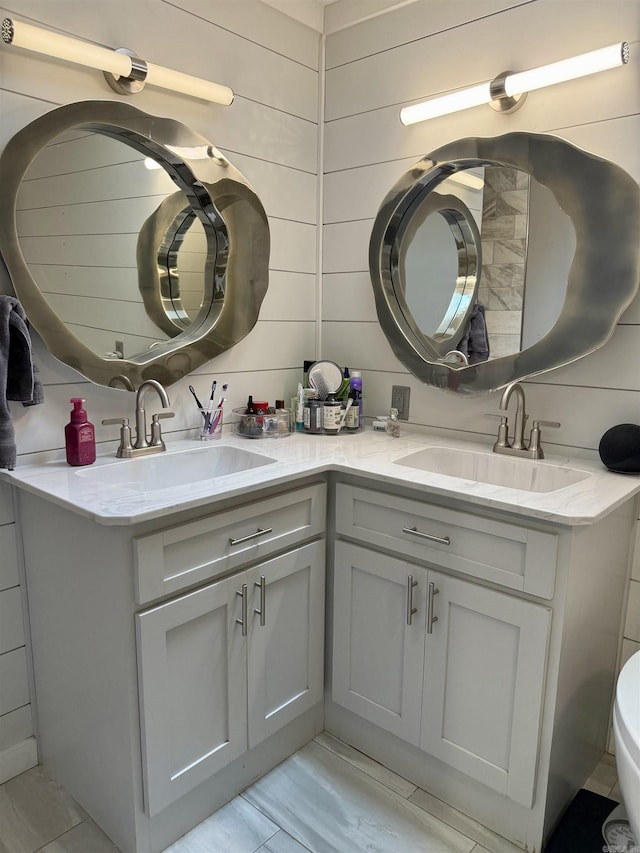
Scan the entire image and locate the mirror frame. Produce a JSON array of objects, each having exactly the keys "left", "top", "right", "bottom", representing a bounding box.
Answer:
[
  {"left": 0, "top": 101, "right": 270, "bottom": 390},
  {"left": 395, "top": 190, "right": 481, "bottom": 357},
  {"left": 369, "top": 132, "right": 640, "bottom": 395},
  {"left": 137, "top": 191, "right": 208, "bottom": 337}
]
